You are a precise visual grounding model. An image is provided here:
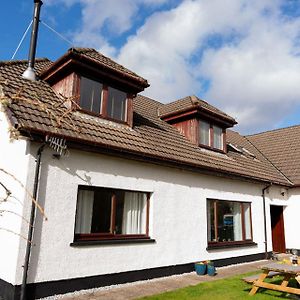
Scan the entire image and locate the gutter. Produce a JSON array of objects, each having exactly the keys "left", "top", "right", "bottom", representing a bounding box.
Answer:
[
  {"left": 18, "top": 125, "right": 293, "bottom": 187},
  {"left": 262, "top": 183, "right": 272, "bottom": 260},
  {"left": 20, "top": 143, "right": 45, "bottom": 300}
]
